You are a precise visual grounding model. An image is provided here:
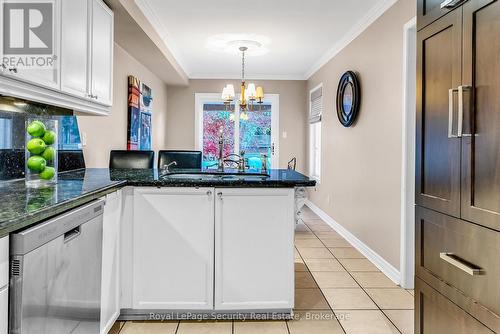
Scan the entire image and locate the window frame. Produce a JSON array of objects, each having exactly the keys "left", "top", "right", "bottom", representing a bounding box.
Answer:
[{"left": 309, "top": 84, "right": 323, "bottom": 182}]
